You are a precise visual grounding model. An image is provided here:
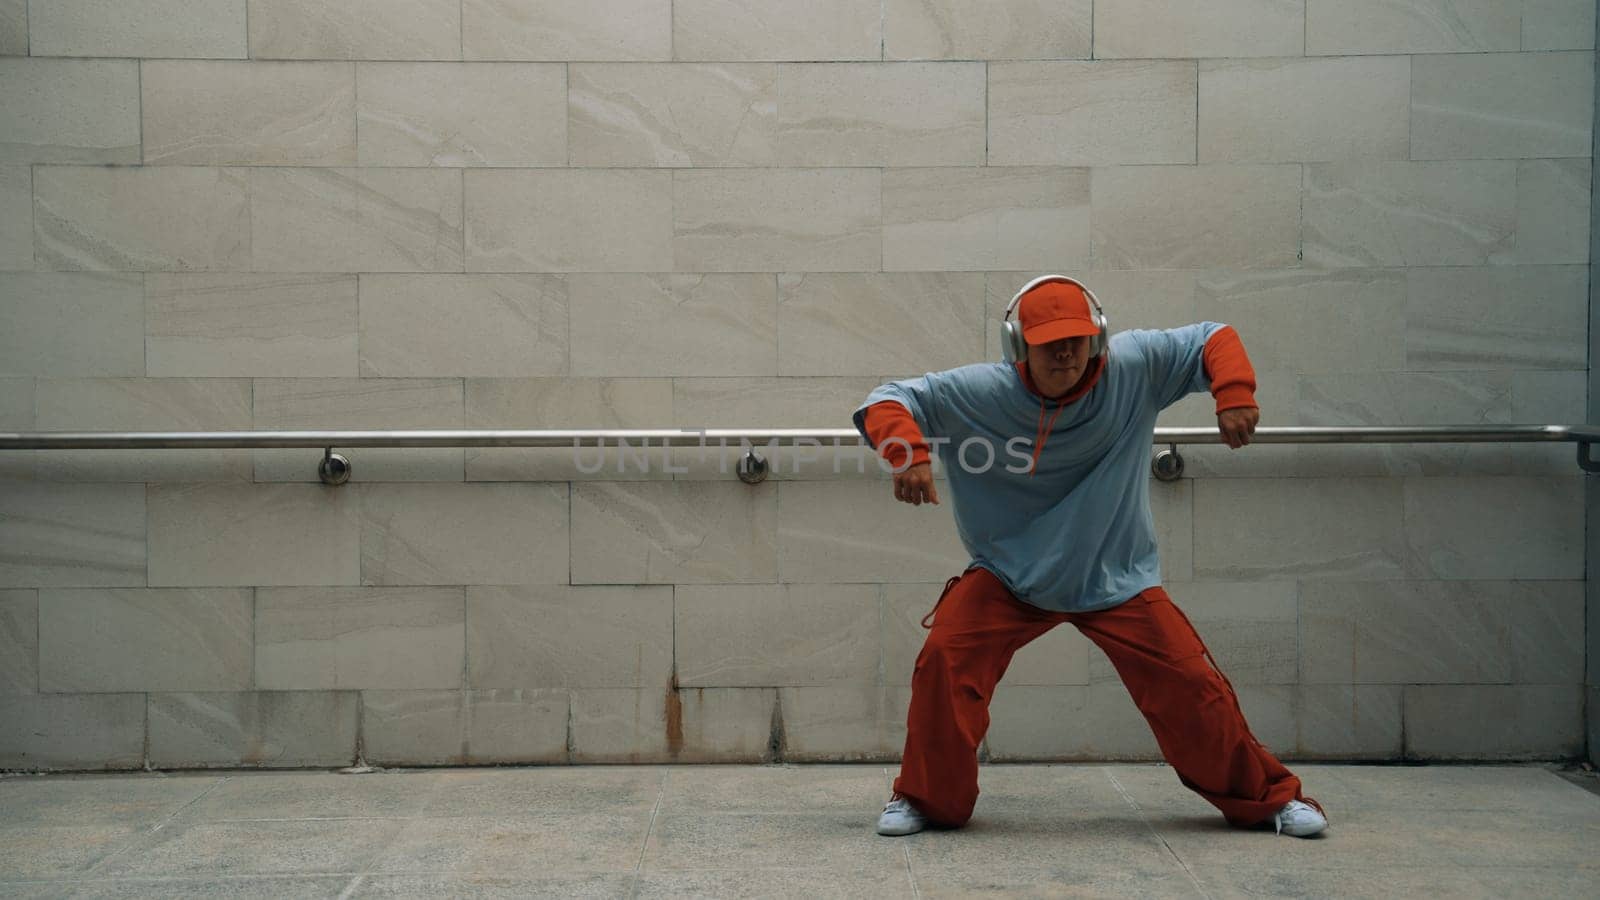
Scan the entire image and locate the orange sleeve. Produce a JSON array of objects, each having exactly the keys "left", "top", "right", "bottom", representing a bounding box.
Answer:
[
  {"left": 1202, "top": 326, "right": 1258, "bottom": 414},
  {"left": 862, "top": 400, "right": 931, "bottom": 469}
]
